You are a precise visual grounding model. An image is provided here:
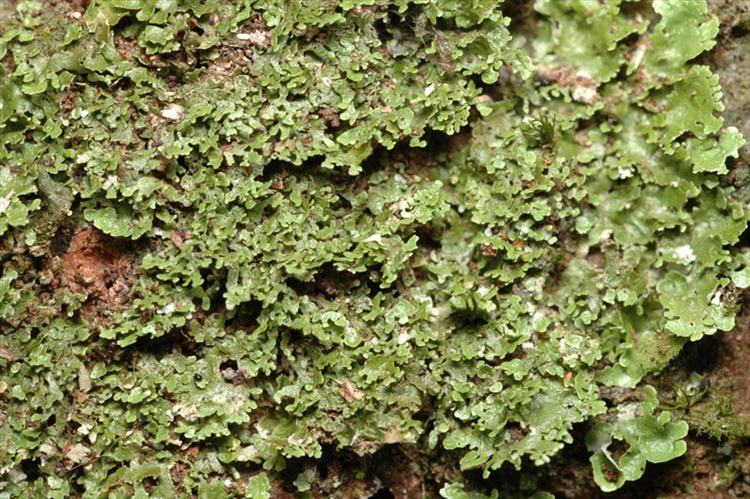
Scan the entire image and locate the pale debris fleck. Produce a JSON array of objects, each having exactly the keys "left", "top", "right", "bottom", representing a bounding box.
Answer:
[
  {"left": 173, "top": 402, "right": 199, "bottom": 420},
  {"left": 572, "top": 85, "right": 597, "bottom": 104},
  {"left": 339, "top": 379, "right": 364, "bottom": 402},
  {"left": 616, "top": 402, "right": 638, "bottom": 422},
  {"left": 0, "top": 191, "right": 13, "bottom": 215},
  {"left": 236, "top": 445, "right": 258, "bottom": 461},
  {"left": 630, "top": 40, "right": 648, "bottom": 69},
  {"left": 65, "top": 443, "right": 90, "bottom": 463},
  {"left": 161, "top": 103, "right": 185, "bottom": 121},
  {"left": 102, "top": 175, "right": 119, "bottom": 190},
  {"left": 365, "top": 233, "right": 383, "bottom": 244},
  {"left": 617, "top": 167, "right": 633, "bottom": 179},
  {"left": 76, "top": 422, "right": 93, "bottom": 436},
  {"left": 157, "top": 303, "right": 177, "bottom": 315},
  {"left": 673, "top": 245, "right": 696, "bottom": 264},
  {"left": 287, "top": 433, "right": 305, "bottom": 446},
  {"left": 255, "top": 422, "right": 270, "bottom": 439},
  {"left": 39, "top": 443, "right": 56, "bottom": 457},
  {"left": 236, "top": 30, "right": 270, "bottom": 47}
]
